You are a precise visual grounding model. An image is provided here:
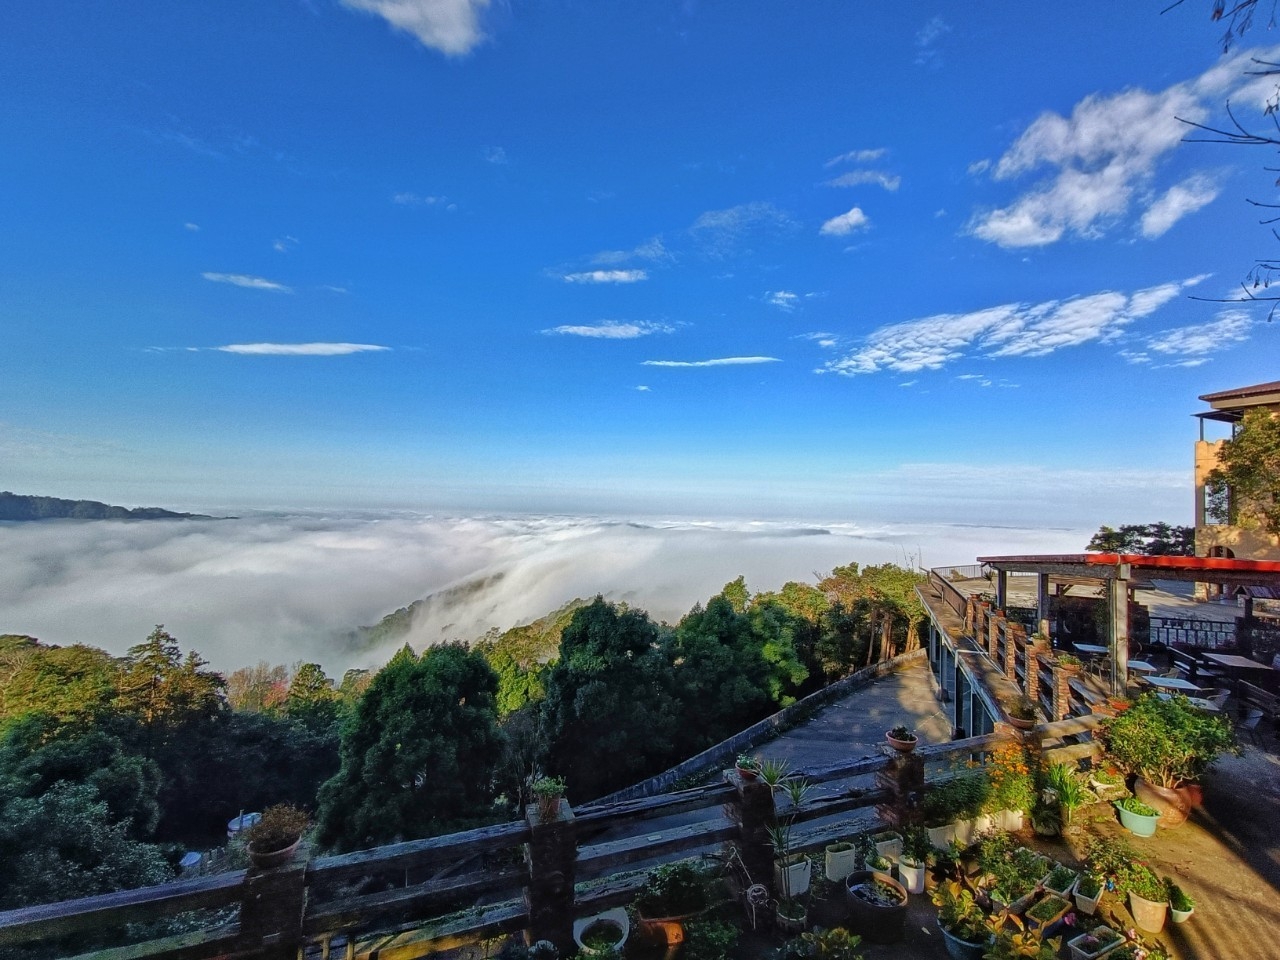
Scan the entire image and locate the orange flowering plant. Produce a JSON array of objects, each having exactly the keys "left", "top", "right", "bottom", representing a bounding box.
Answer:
[{"left": 985, "top": 741, "right": 1036, "bottom": 814}]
